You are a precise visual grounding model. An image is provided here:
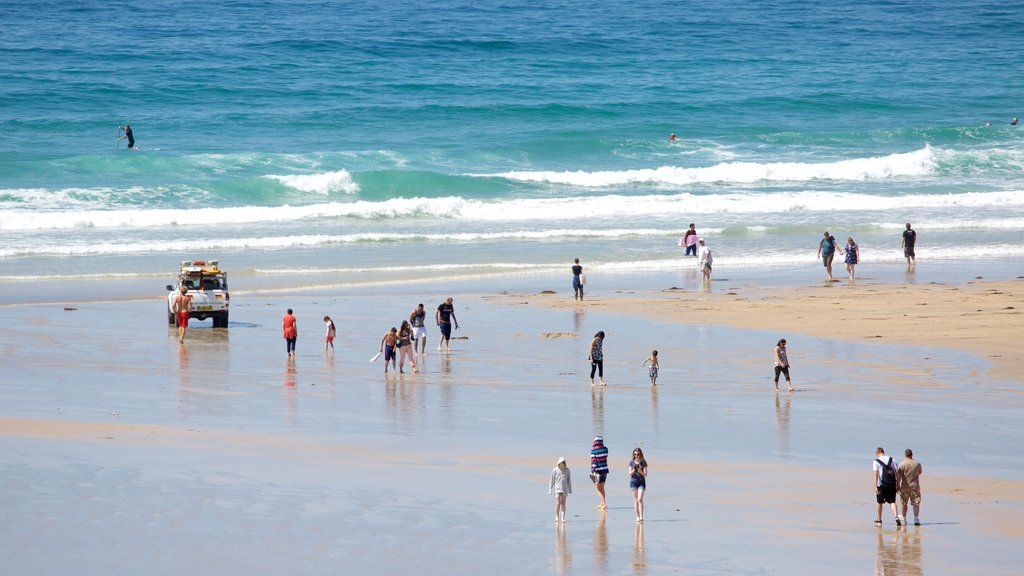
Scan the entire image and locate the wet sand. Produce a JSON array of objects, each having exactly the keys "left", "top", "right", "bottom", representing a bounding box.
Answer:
[{"left": 1, "top": 281, "right": 1022, "bottom": 575}]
